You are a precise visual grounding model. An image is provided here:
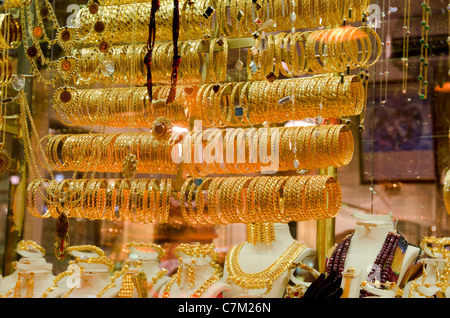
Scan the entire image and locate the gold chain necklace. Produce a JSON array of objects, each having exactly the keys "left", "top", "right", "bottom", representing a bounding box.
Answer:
[
  {"left": 225, "top": 241, "right": 307, "bottom": 294},
  {"left": 148, "top": 268, "right": 168, "bottom": 290},
  {"left": 161, "top": 269, "right": 221, "bottom": 299},
  {"left": 401, "top": 0, "right": 411, "bottom": 95},
  {"left": 418, "top": 0, "right": 431, "bottom": 99}
]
